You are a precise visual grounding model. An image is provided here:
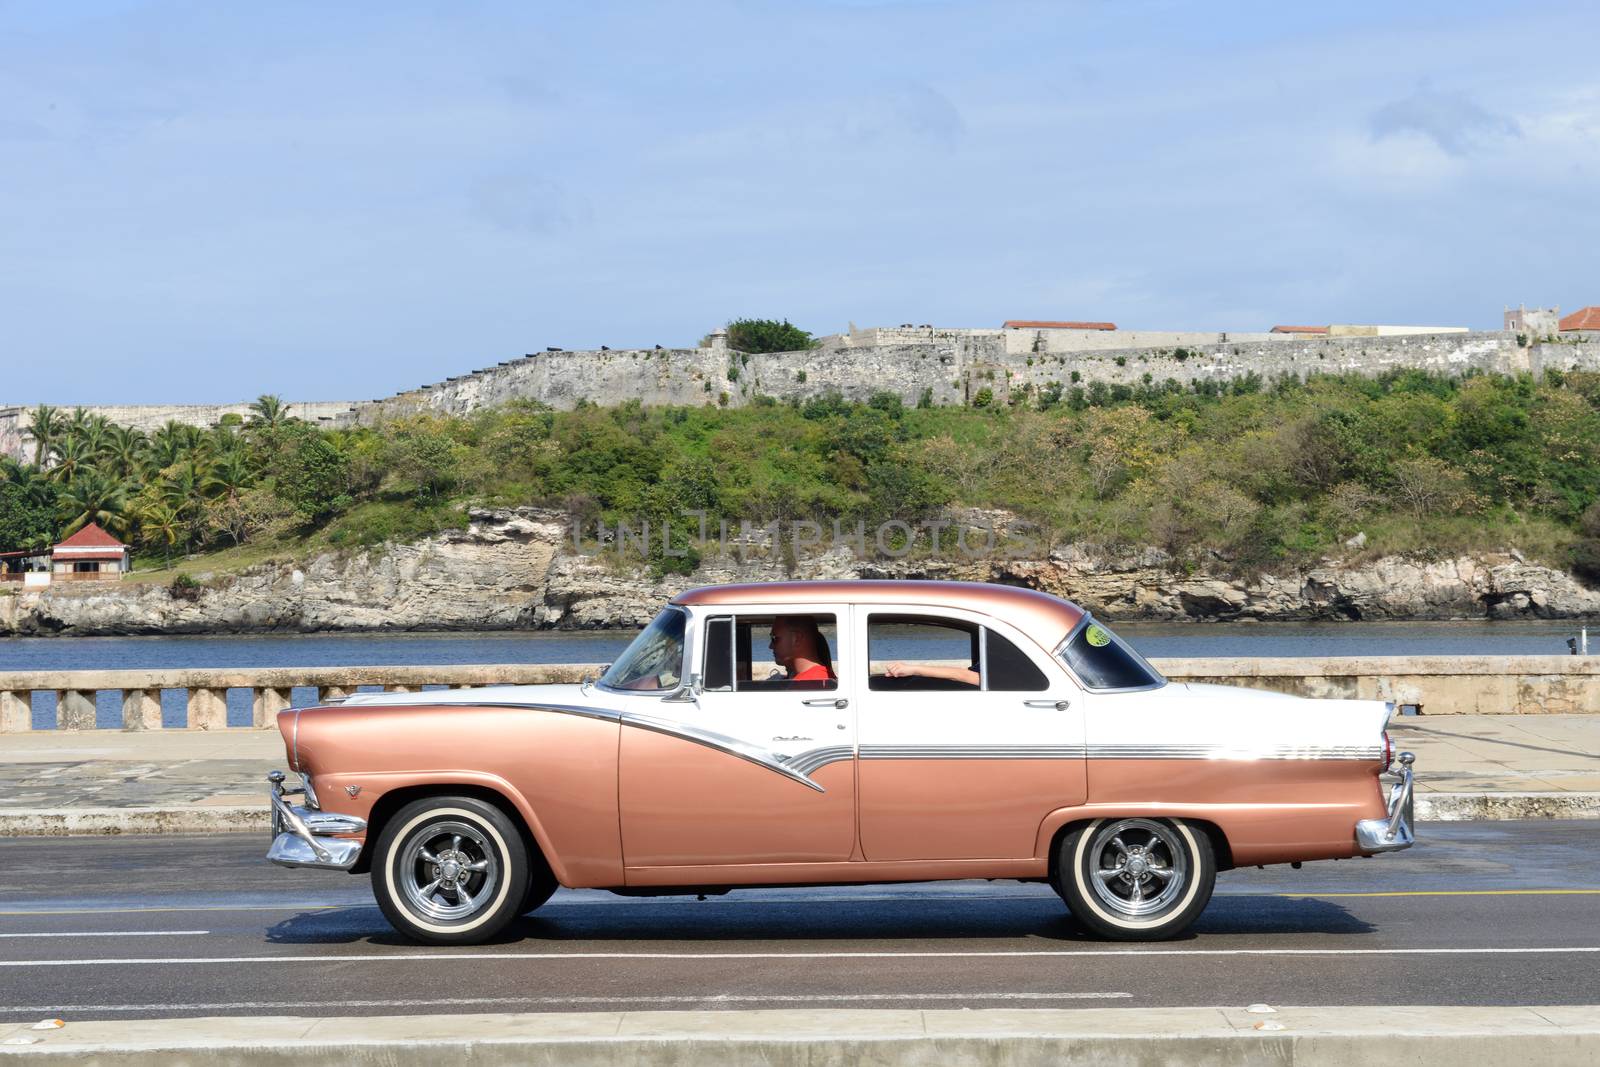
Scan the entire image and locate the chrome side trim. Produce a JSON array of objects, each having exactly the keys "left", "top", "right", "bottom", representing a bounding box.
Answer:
[
  {"left": 1087, "top": 744, "right": 1384, "bottom": 761},
  {"left": 862, "top": 745, "right": 1087, "bottom": 760},
  {"left": 622, "top": 712, "right": 827, "bottom": 793},
  {"left": 782, "top": 746, "right": 857, "bottom": 776},
  {"left": 371, "top": 700, "right": 831, "bottom": 792}
]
